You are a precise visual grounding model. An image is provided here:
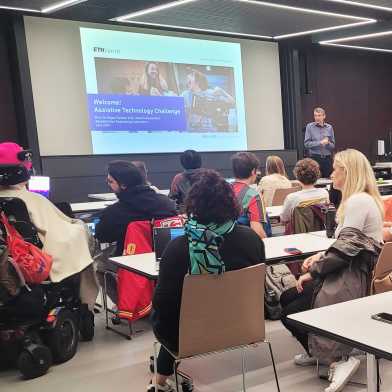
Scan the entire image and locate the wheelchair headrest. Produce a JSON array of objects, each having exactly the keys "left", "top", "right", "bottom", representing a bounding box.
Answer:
[{"left": 0, "top": 165, "right": 30, "bottom": 186}]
